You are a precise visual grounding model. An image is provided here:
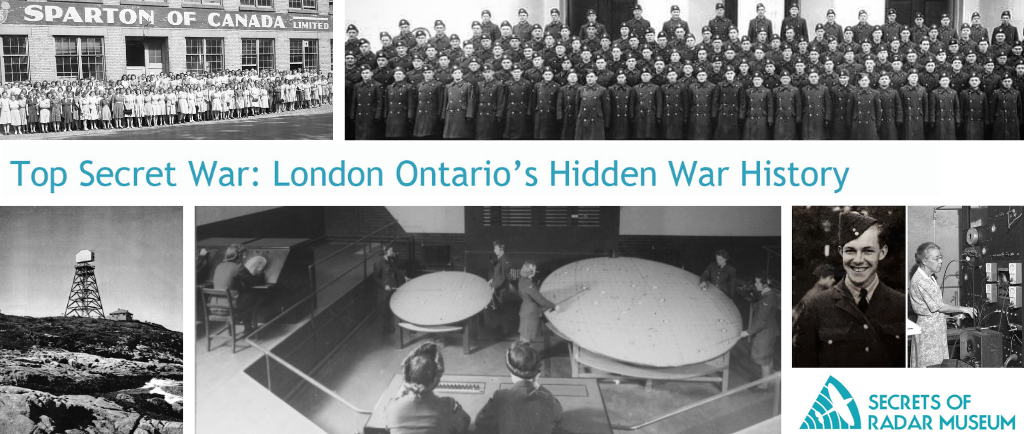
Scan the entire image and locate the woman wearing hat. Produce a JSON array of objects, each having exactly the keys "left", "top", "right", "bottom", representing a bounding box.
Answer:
[
  {"left": 476, "top": 342, "right": 563, "bottom": 434},
  {"left": 699, "top": 249, "right": 737, "bottom": 298},
  {"left": 384, "top": 343, "right": 471, "bottom": 434}
]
